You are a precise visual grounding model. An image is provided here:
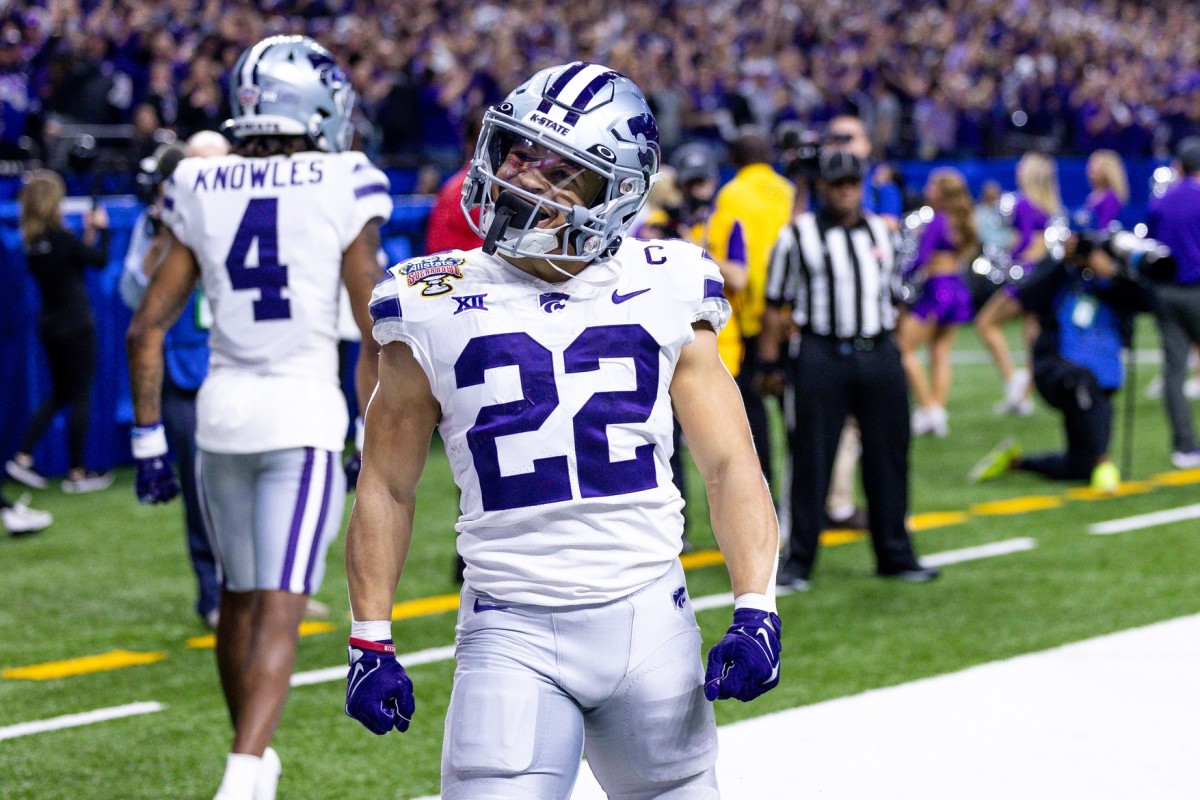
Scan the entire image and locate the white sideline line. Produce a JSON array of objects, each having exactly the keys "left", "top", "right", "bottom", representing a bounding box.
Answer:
[
  {"left": 1088, "top": 503, "right": 1200, "bottom": 536},
  {"left": 298, "top": 538, "right": 1035, "bottom": 689},
  {"left": 0, "top": 701, "right": 163, "bottom": 742},
  {"left": 291, "top": 644, "right": 456, "bottom": 687},
  {"left": 0, "top": 537, "right": 1035, "bottom": 743},
  {"left": 921, "top": 537, "right": 1037, "bottom": 567}
]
